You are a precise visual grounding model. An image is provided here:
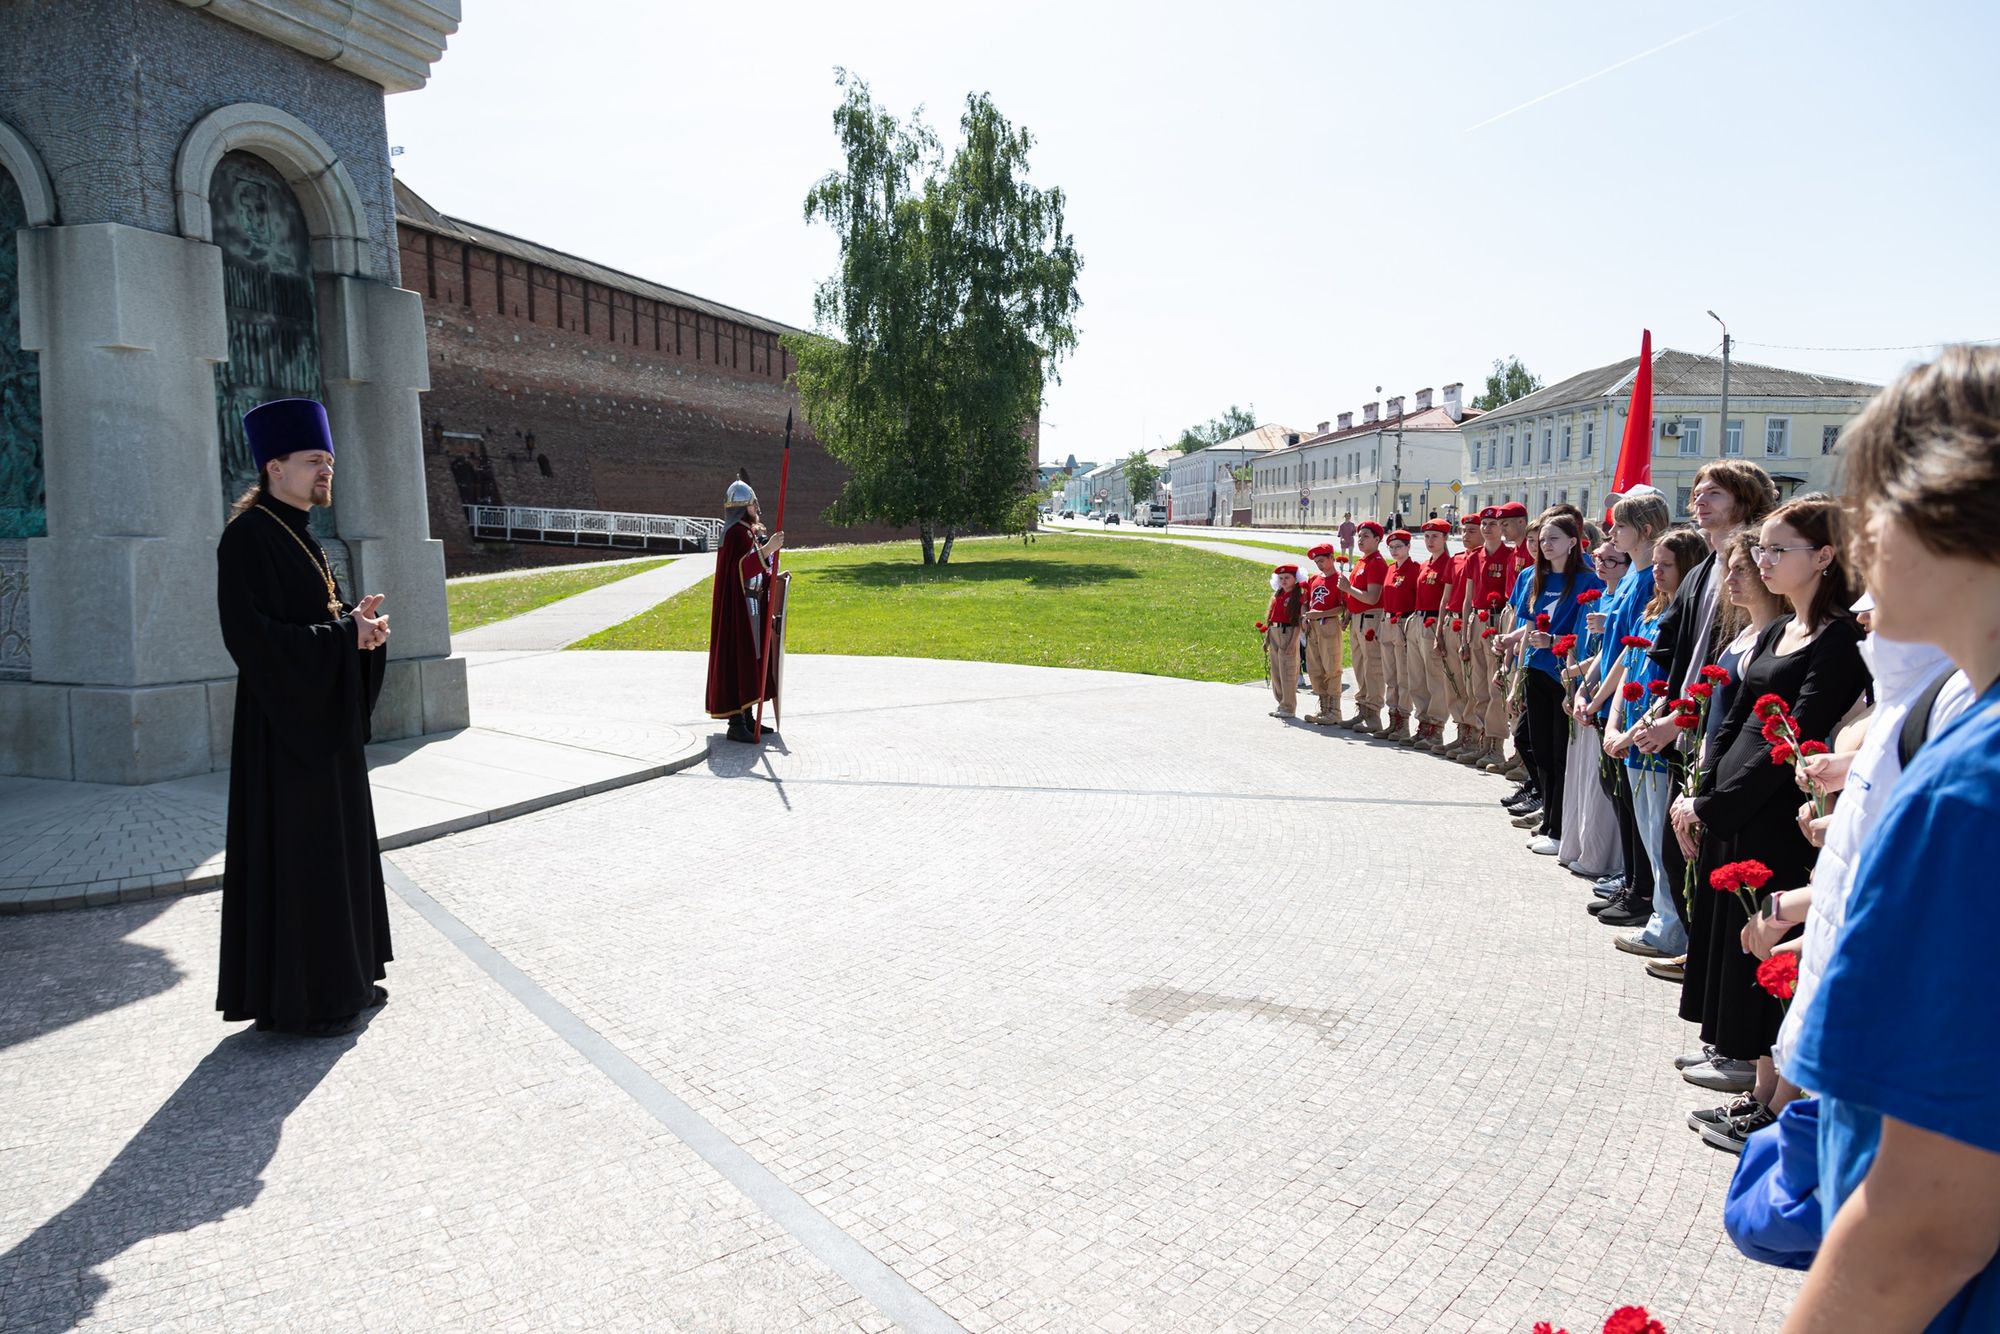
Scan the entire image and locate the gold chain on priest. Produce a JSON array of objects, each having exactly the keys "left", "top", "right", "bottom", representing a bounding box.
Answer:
[{"left": 256, "top": 505, "right": 343, "bottom": 617}]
